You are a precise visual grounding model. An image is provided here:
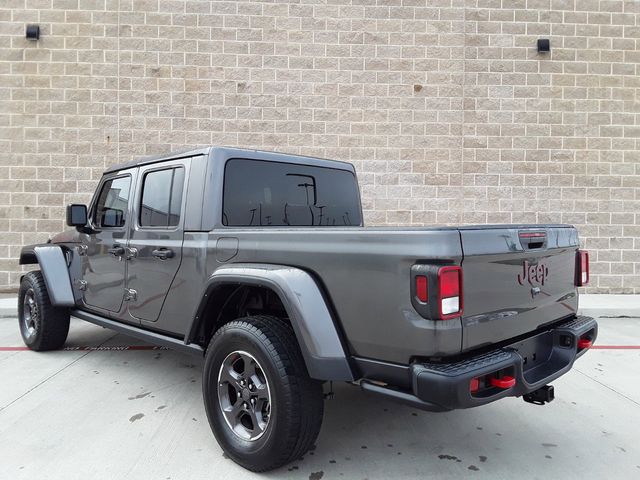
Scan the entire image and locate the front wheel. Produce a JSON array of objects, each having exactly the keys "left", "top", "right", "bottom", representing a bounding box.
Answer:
[
  {"left": 18, "top": 271, "right": 70, "bottom": 351},
  {"left": 202, "top": 315, "right": 324, "bottom": 472}
]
